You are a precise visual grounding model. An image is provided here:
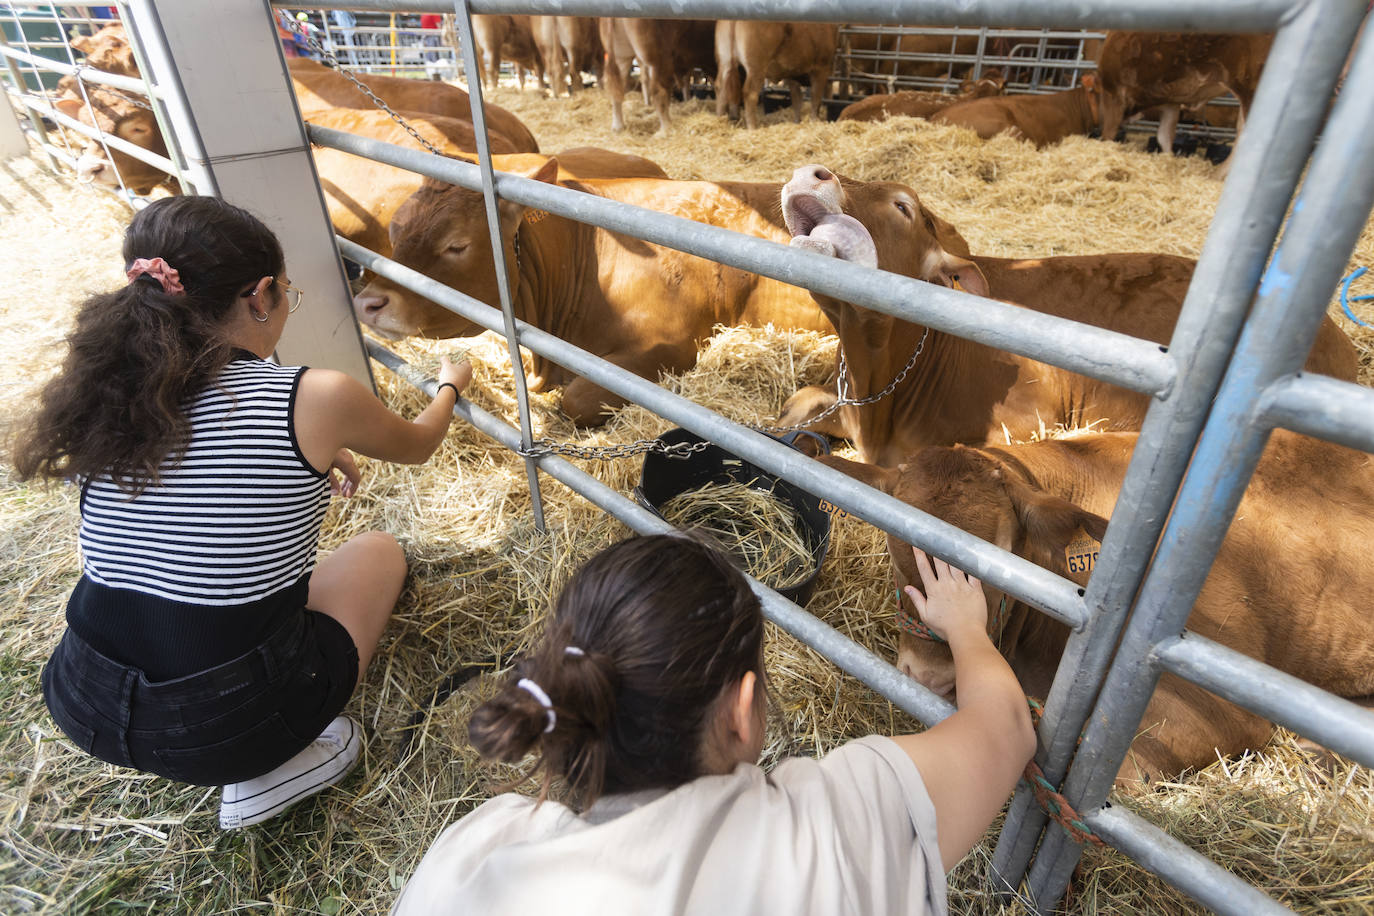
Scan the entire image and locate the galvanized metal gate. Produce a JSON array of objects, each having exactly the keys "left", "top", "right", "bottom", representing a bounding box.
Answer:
[{"left": 7, "top": 1, "right": 1374, "bottom": 913}]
